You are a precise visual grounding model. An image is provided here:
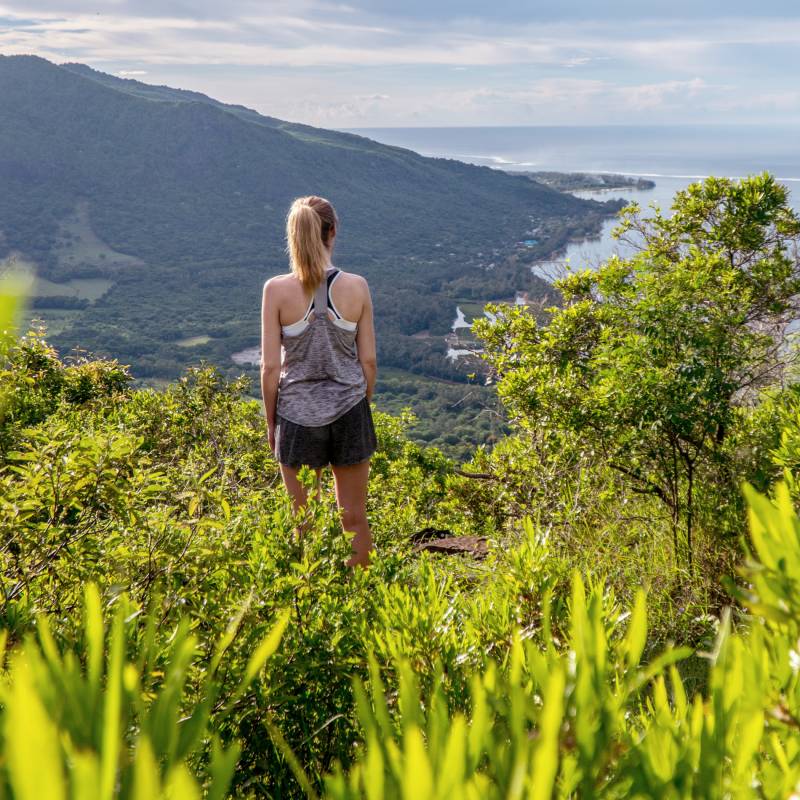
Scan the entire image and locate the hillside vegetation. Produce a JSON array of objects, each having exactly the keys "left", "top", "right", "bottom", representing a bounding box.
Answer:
[
  {"left": 0, "top": 55, "right": 617, "bottom": 380},
  {"left": 0, "top": 55, "right": 625, "bottom": 456},
  {"left": 1, "top": 173, "right": 800, "bottom": 796}
]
